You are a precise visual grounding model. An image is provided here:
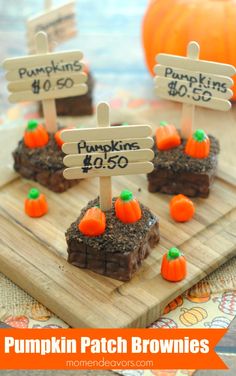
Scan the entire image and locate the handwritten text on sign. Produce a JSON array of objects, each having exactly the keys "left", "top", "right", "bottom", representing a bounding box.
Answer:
[
  {"left": 27, "top": 1, "right": 76, "bottom": 54},
  {"left": 61, "top": 126, "right": 154, "bottom": 179},
  {"left": 3, "top": 51, "right": 87, "bottom": 103},
  {"left": 155, "top": 53, "right": 236, "bottom": 111}
]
